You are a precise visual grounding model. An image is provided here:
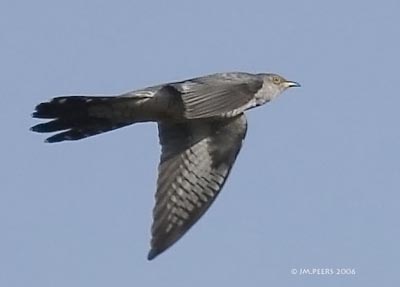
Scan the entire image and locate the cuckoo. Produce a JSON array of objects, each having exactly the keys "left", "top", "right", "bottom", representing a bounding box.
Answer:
[{"left": 31, "top": 72, "right": 300, "bottom": 260}]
